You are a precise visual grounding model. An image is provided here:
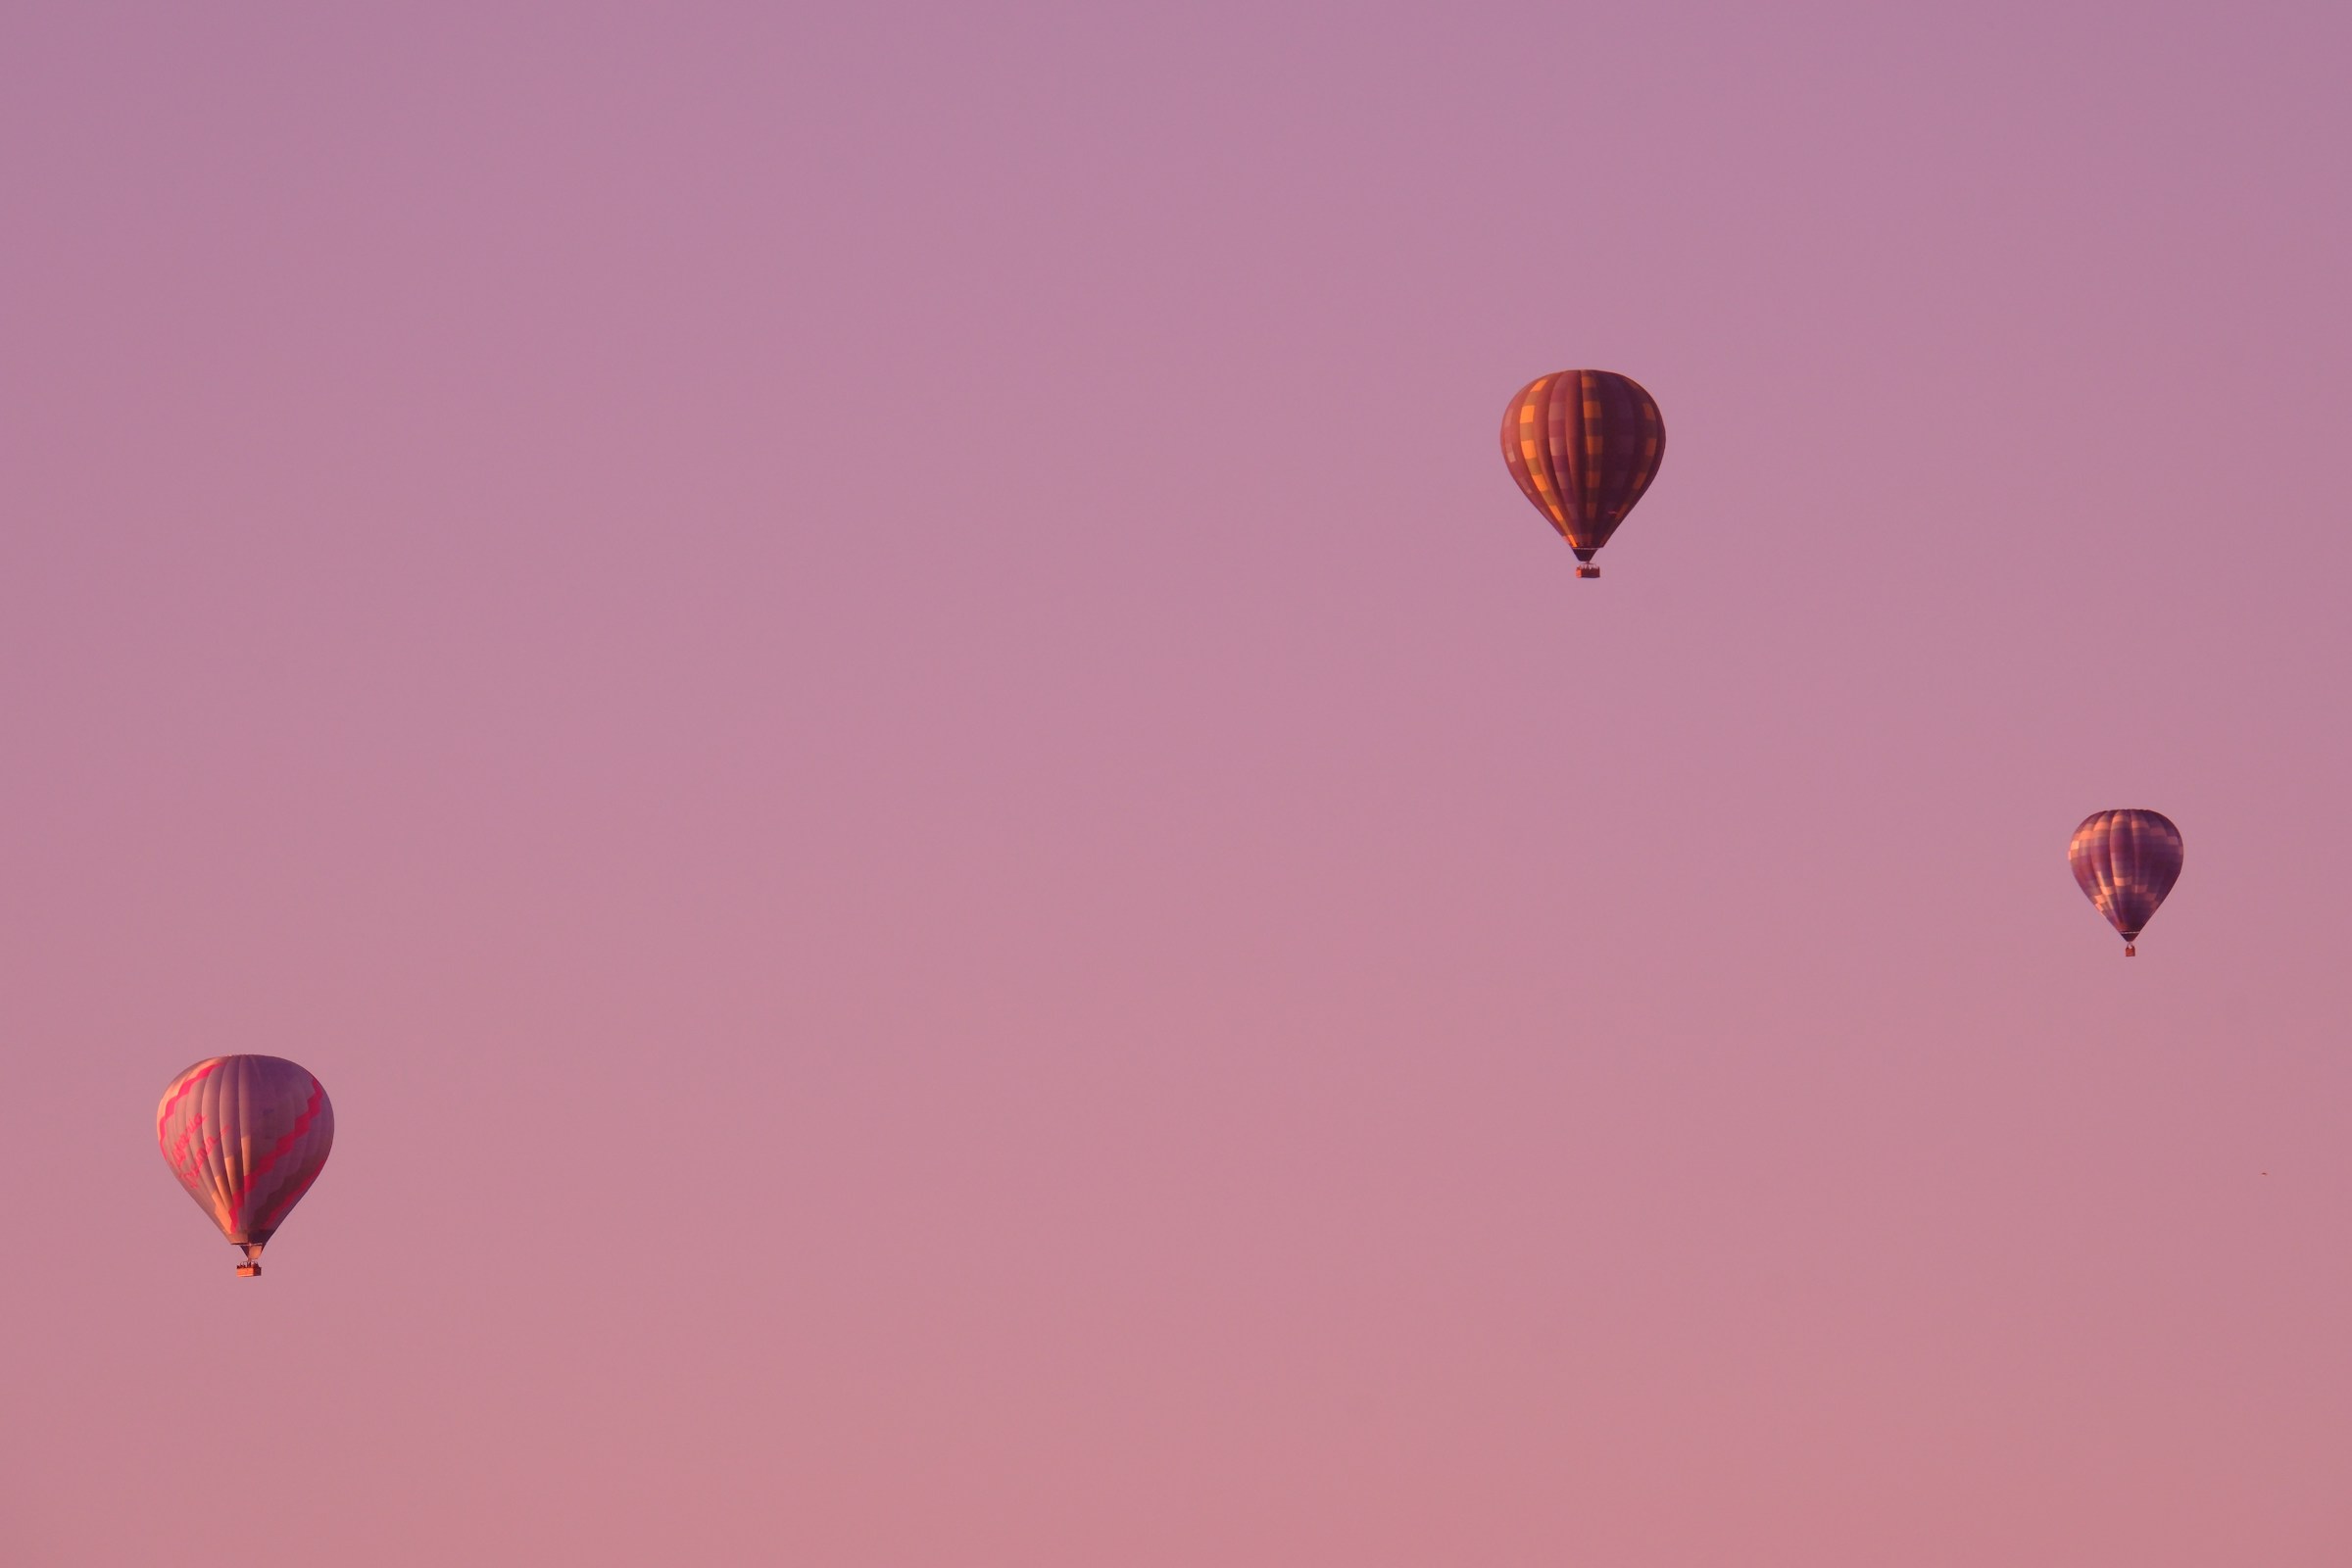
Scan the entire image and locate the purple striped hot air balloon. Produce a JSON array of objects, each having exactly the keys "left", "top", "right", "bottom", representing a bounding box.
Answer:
[
  {"left": 156, "top": 1055, "right": 334, "bottom": 1277},
  {"left": 2068, "top": 809, "right": 2183, "bottom": 957}
]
